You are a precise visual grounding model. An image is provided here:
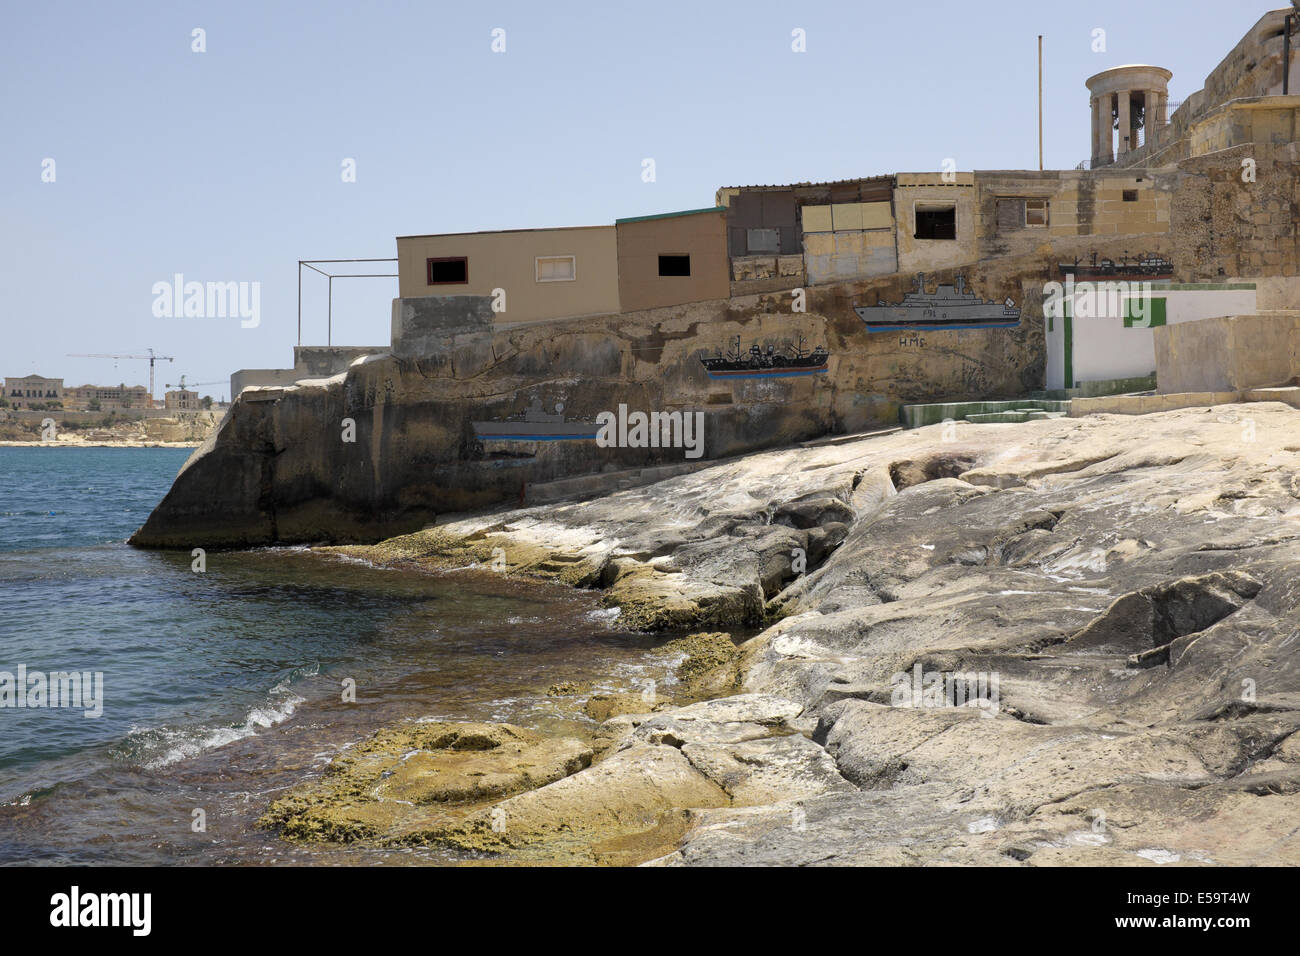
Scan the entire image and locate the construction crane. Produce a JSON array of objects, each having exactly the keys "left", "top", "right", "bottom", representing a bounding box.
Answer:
[
  {"left": 164, "top": 376, "right": 225, "bottom": 391},
  {"left": 66, "top": 348, "right": 175, "bottom": 400},
  {"left": 165, "top": 378, "right": 228, "bottom": 404}
]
